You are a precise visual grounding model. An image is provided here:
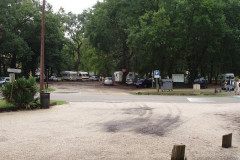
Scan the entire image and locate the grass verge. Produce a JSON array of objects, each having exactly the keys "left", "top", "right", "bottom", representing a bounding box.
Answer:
[
  {"left": 0, "top": 98, "right": 14, "bottom": 108},
  {"left": 131, "top": 91, "right": 229, "bottom": 97},
  {"left": 50, "top": 100, "right": 68, "bottom": 105},
  {"left": 0, "top": 98, "right": 68, "bottom": 110}
]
